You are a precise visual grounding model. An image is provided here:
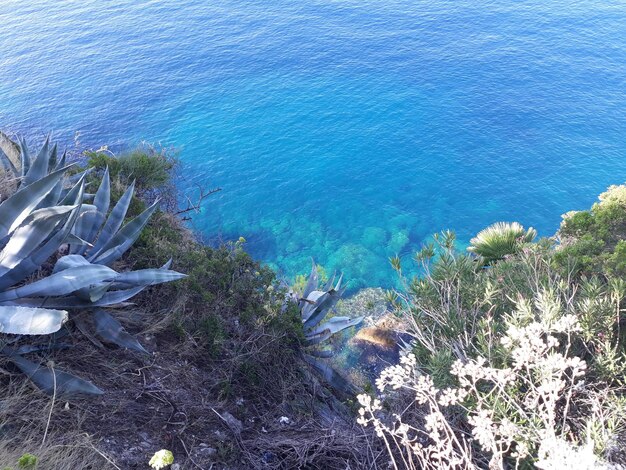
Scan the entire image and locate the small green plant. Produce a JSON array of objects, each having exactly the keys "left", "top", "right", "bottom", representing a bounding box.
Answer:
[
  {"left": 16, "top": 454, "right": 37, "bottom": 469},
  {"left": 85, "top": 145, "right": 177, "bottom": 193}
]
